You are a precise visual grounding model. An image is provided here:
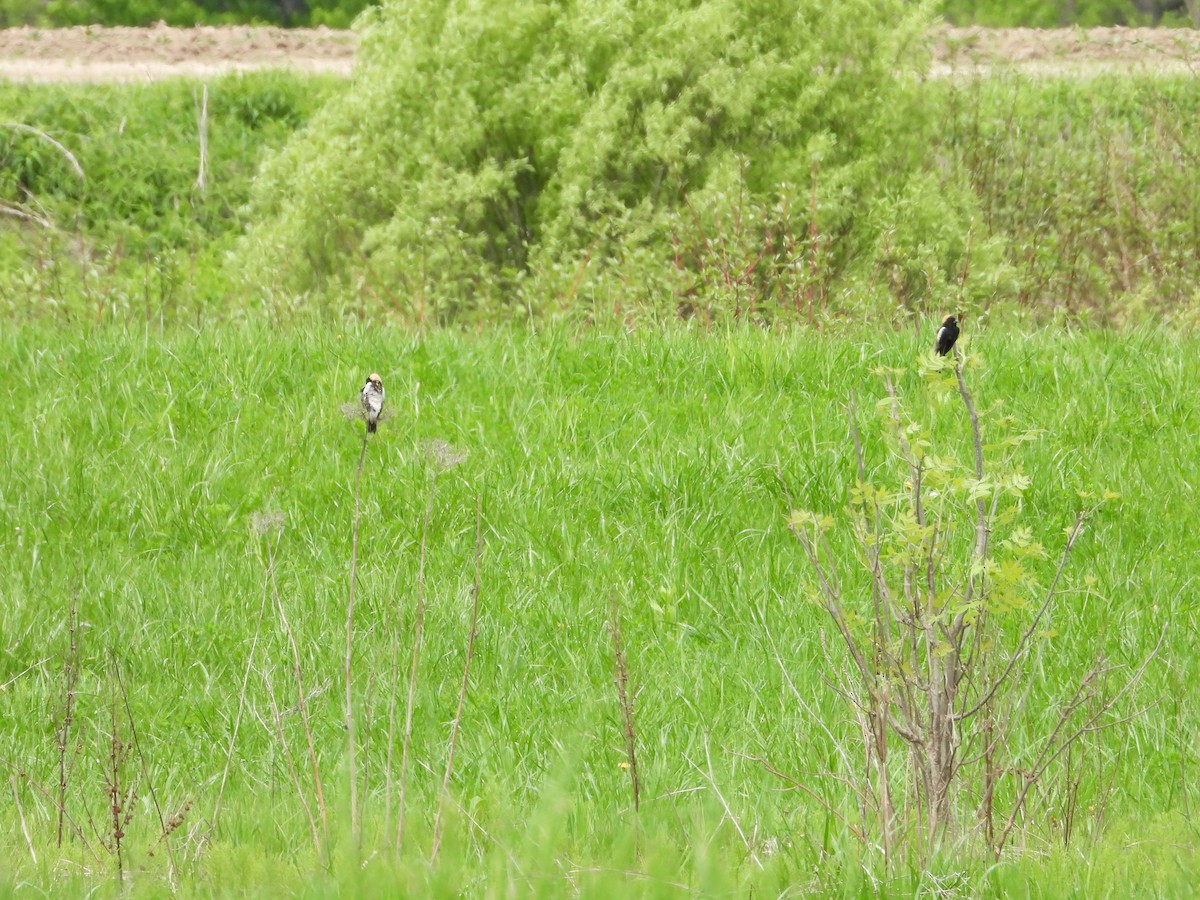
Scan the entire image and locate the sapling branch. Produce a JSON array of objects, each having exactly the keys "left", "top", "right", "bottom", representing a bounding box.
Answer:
[
  {"left": 785, "top": 351, "right": 1149, "bottom": 853},
  {"left": 959, "top": 511, "right": 1087, "bottom": 722}
]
